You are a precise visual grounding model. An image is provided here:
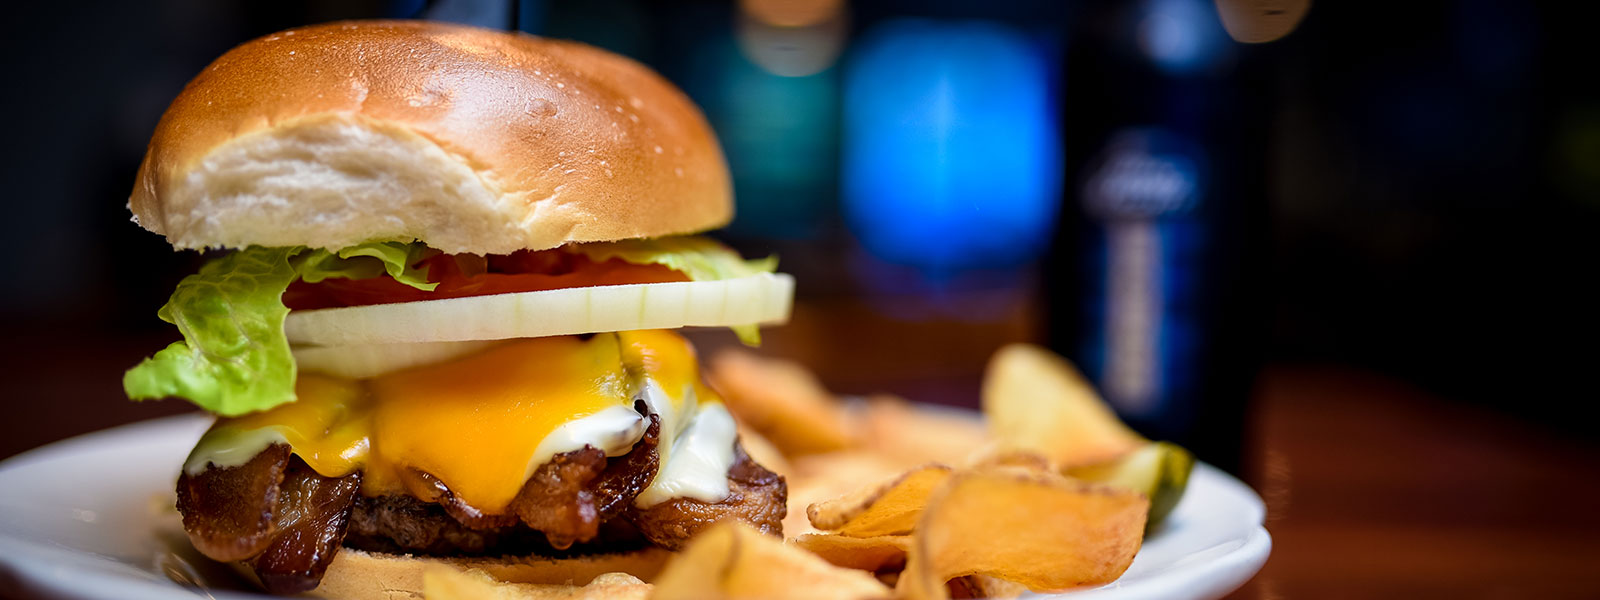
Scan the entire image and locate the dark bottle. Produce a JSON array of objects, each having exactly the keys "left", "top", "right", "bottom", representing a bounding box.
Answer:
[{"left": 1046, "top": 0, "right": 1270, "bottom": 475}]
